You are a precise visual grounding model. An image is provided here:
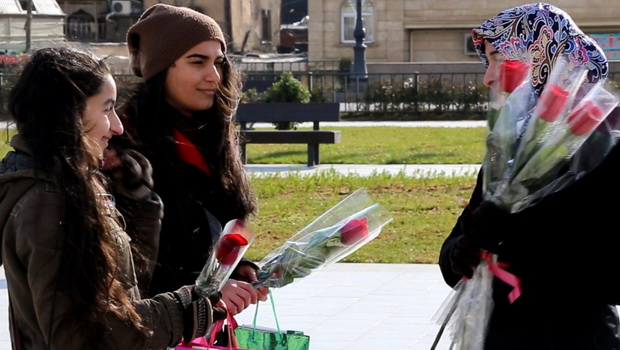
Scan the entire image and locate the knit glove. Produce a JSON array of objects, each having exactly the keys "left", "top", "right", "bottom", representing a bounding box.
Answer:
[
  {"left": 103, "top": 148, "right": 154, "bottom": 200},
  {"left": 173, "top": 286, "right": 227, "bottom": 343}
]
